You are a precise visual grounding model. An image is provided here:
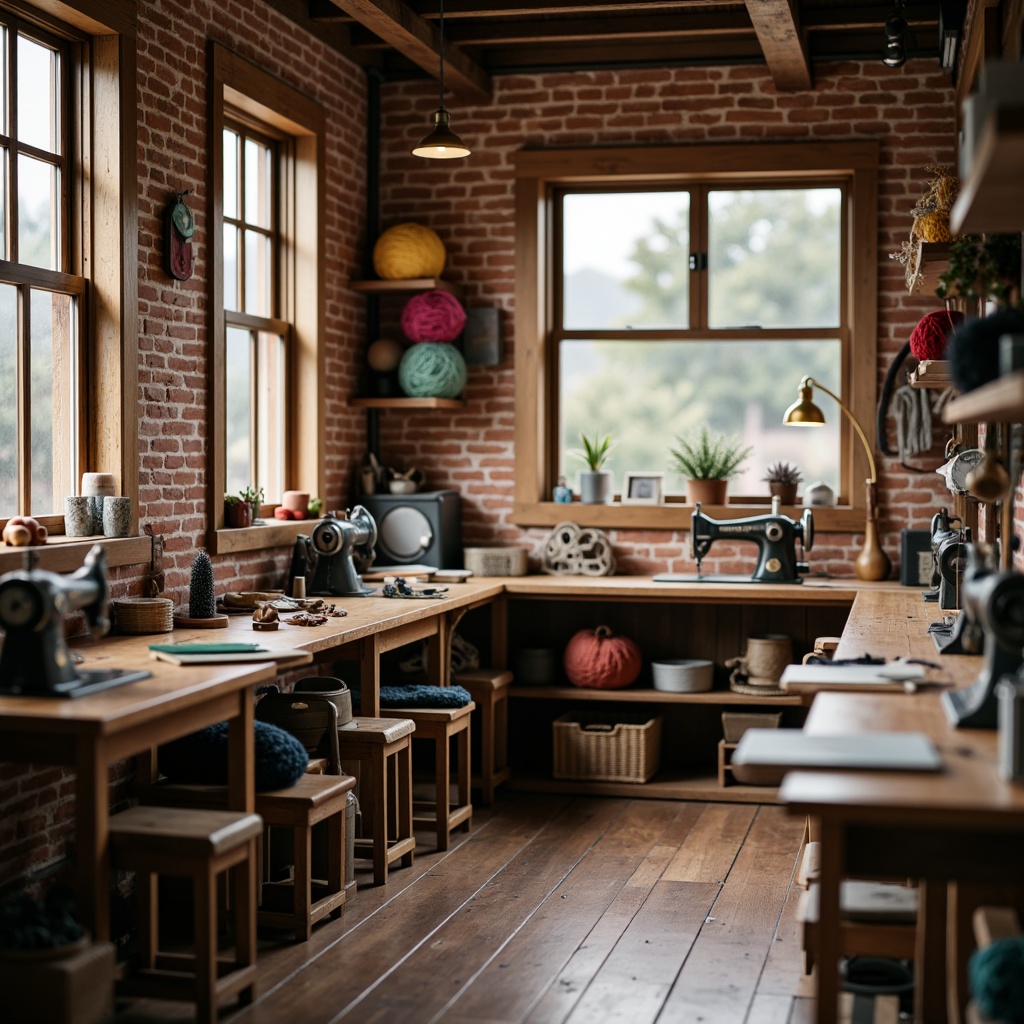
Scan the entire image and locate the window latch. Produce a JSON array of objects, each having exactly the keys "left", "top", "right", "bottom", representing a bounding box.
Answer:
[{"left": 688, "top": 252, "right": 708, "bottom": 271}]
